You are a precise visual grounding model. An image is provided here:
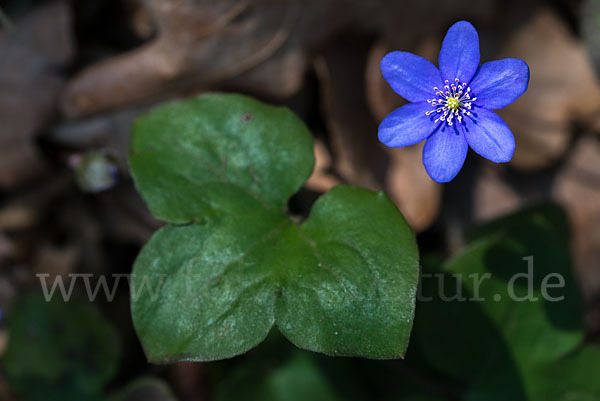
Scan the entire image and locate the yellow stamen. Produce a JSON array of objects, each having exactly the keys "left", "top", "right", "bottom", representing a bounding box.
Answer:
[{"left": 447, "top": 97, "right": 460, "bottom": 111}]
